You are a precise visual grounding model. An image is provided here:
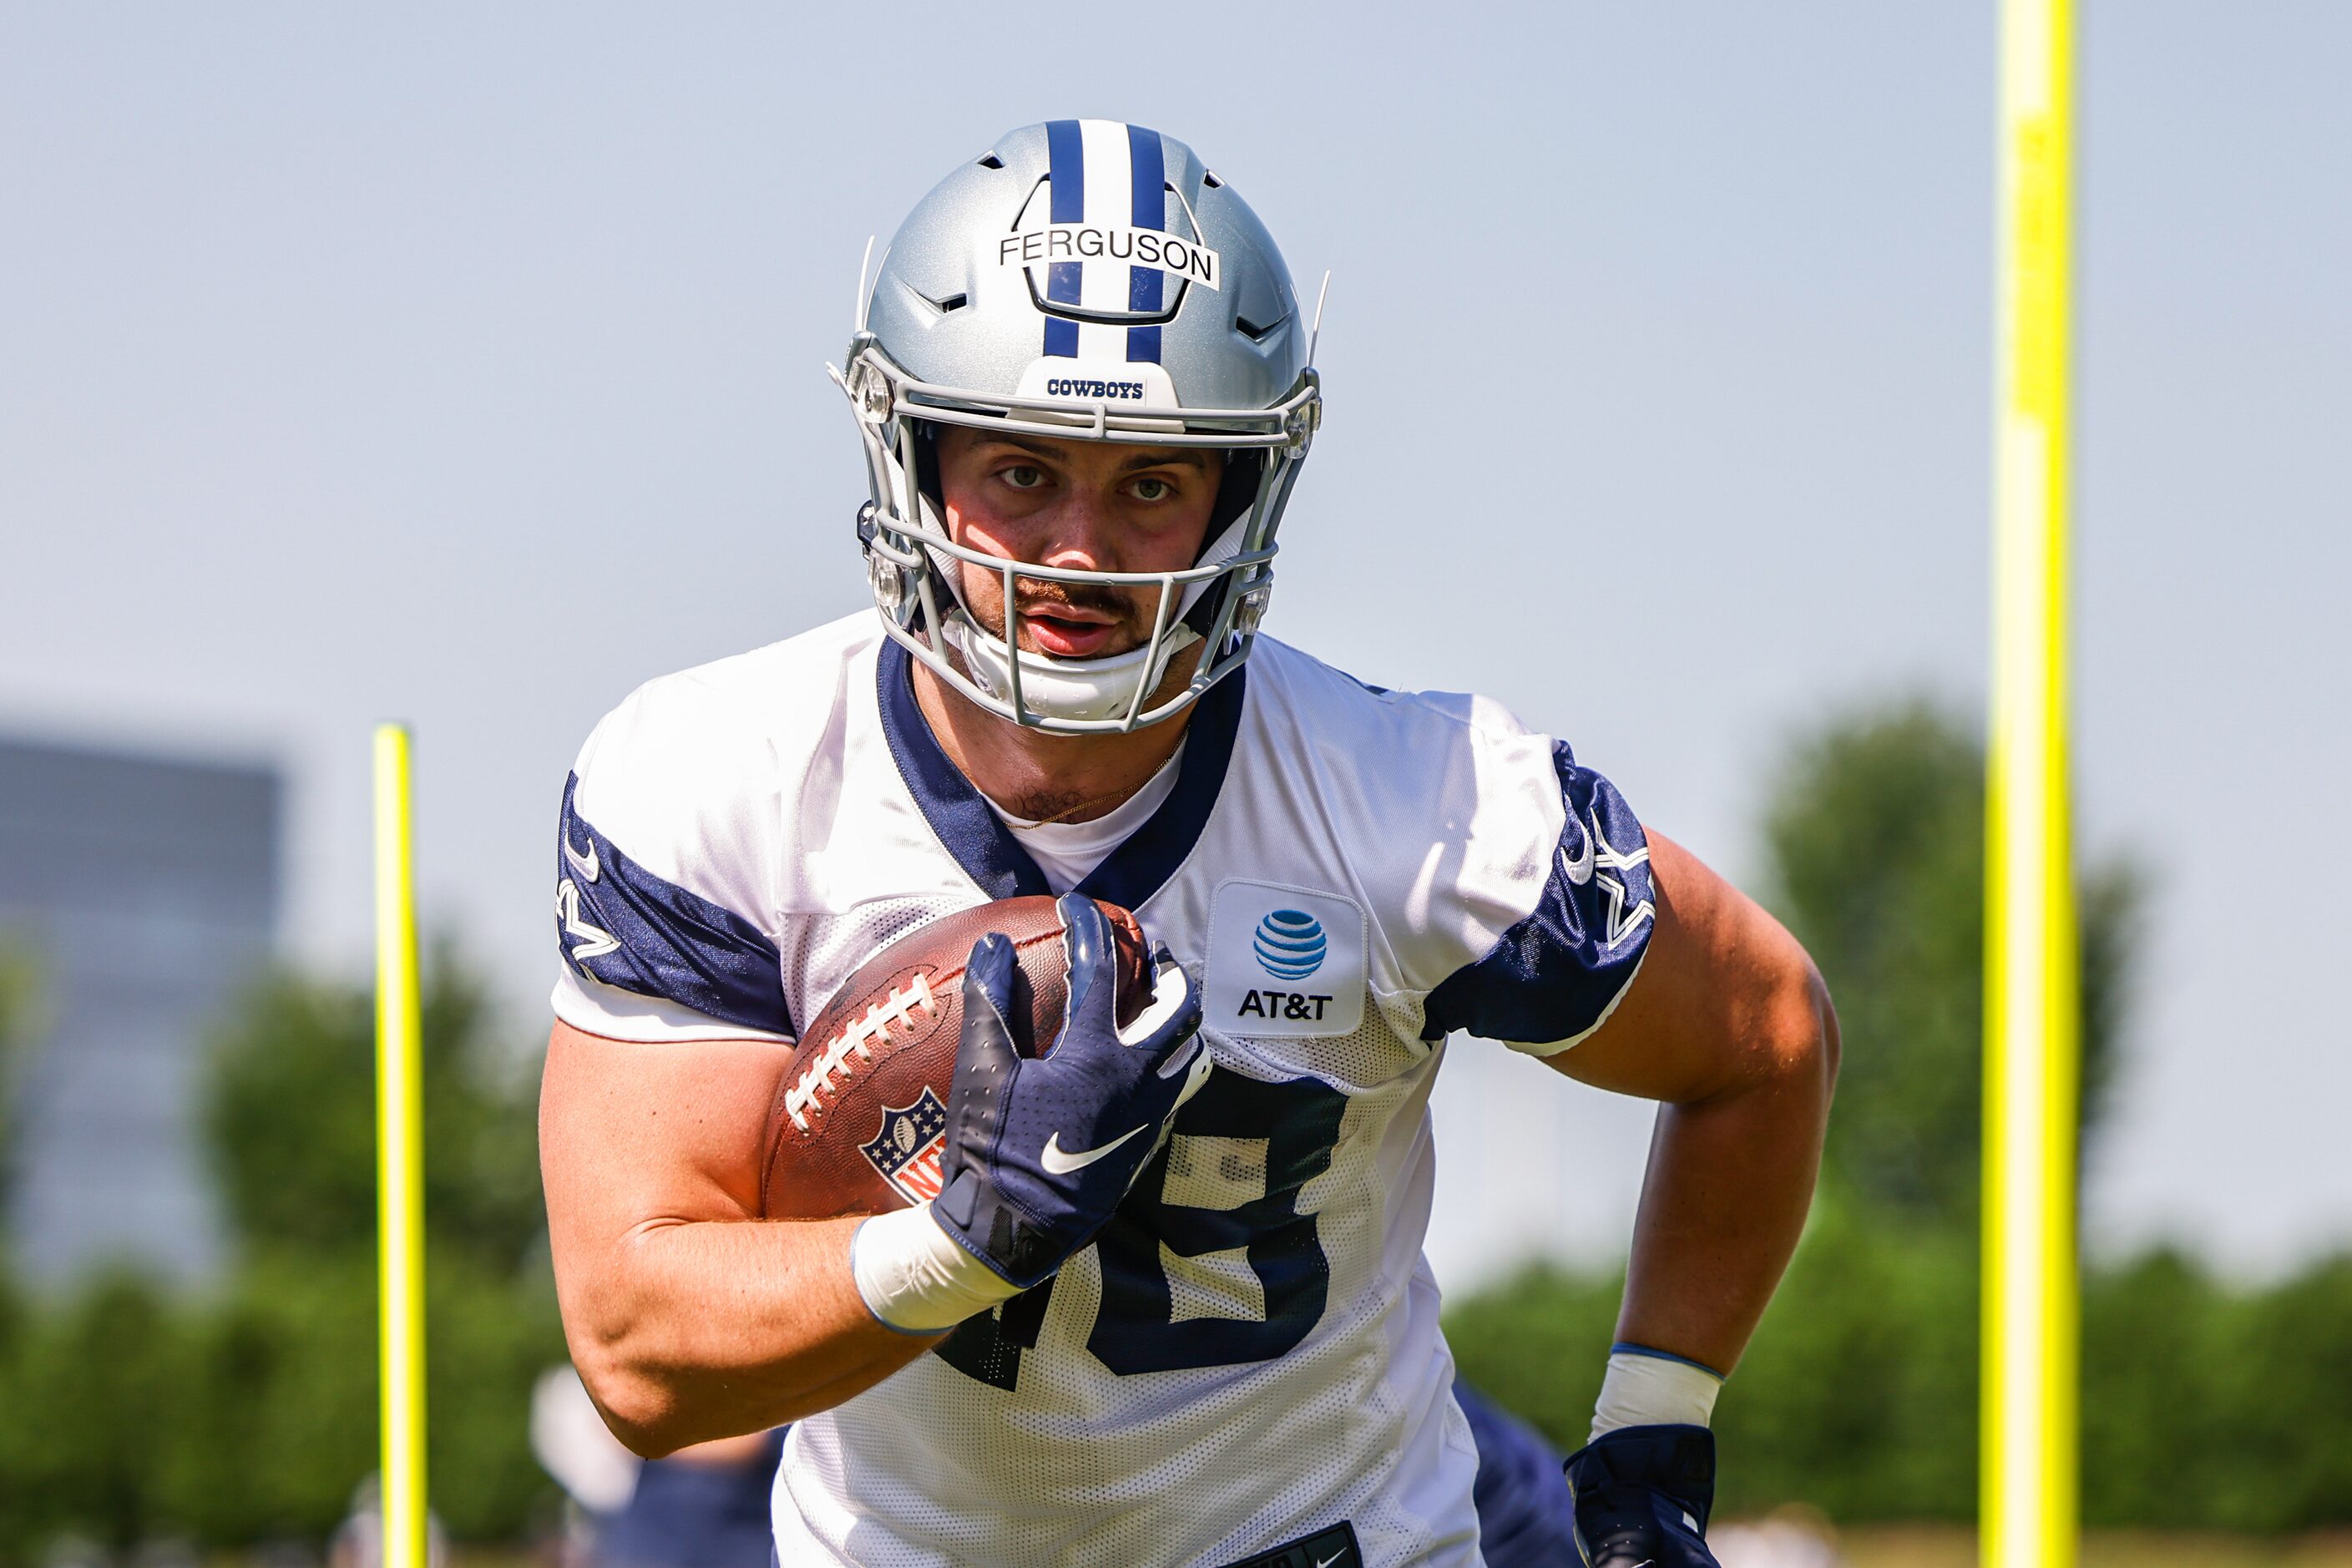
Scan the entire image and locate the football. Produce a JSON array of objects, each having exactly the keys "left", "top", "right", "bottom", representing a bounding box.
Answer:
[{"left": 759, "top": 895, "right": 1152, "bottom": 1222}]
